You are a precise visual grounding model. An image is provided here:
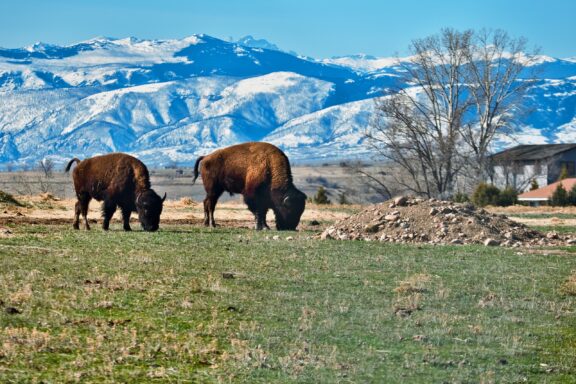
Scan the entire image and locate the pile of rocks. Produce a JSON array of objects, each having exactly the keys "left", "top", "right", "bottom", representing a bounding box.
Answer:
[{"left": 320, "top": 196, "right": 576, "bottom": 247}]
